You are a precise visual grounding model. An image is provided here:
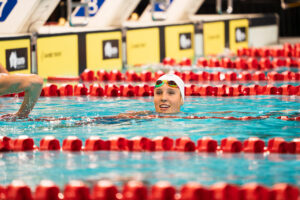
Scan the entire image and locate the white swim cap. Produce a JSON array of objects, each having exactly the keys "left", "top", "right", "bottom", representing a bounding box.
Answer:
[{"left": 157, "top": 73, "right": 185, "bottom": 102}]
